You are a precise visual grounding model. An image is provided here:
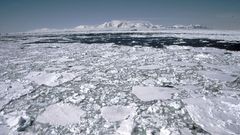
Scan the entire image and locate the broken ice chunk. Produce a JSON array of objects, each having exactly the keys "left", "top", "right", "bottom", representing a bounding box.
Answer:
[
  {"left": 37, "top": 103, "right": 85, "bottom": 126},
  {"left": 230, "top": 77, "right": 240, "bottom": 88},
  {"left": 194, "top": 53, "right": 213, "bottom": 60},
  {"left": 25, "top": 72, "right": 76, "bottom": 86},
  {"left": 25, "top": 72, "right": 60, "bottom": 86},
  {"left": 168, "top": 61, "right": 197, "bottom": 67},
  {"left": 198, "top": 70, "right": 236, "bottom": 82},
  {"left": 183, "top": 97, "right": 240, "bottom": 135},
  {"left": 142, "top": 78, "right": 156, "bottom": 86},
  {"left": 0, "top": 124, "right": 9, "bottom": 135},
  {"left": 0, "top": 82, "right": 32, "bottom": 109},
  {"left": 116, "top": 117, "right": 135, "bottom": 135},
  {"left": 65, "top": 94, "right": 85, "bottom": 104},
  {"left": 0, "top": 82, "right": 8, "bottom": 94},
  {"left": 160, "top": 127, "right": 171, "bottom": 135},
  {"left": 51, "top": 57, "right": 75, "bottom": 63},
  {"left": 3, "top": 111, "right": 33, "bottom": 133},
  {"left": 17, "top": 116, "right": 34, "bottom": 132},
  {"left": 70, "top": 65, "right": 86, "bottom": 70},
  {"left": 101, "top": 105, "right": 135, "bottom": 122},
  {"left": 107, "top": 104, "right": 137, "bottom": 135},
  {"left": 137, "top": 65, "right": 162, "bottom": 70},
  {"left": 132, "top": 86, "right": 177, "bottom": 101},
  {"left": 180, "top": 128, "right": 192, "bottom": 135}
]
